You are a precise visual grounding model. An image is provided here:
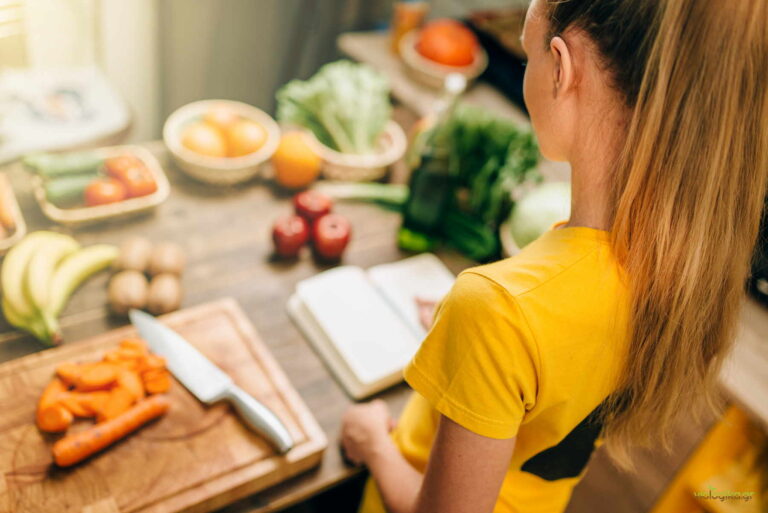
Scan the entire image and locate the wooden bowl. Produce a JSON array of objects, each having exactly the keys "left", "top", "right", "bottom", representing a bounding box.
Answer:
[
  {"left": 304, "top": 121, "right": 407, "bottom": 182},
  {"left": 32, "top": 145, "right": 170, "bottom": 225},
  {"left": 163, "top": 100, "right": 281, "bottom": 185},
  {"left": 399, "top": 30, "right": 488, "bottom": 89}
]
